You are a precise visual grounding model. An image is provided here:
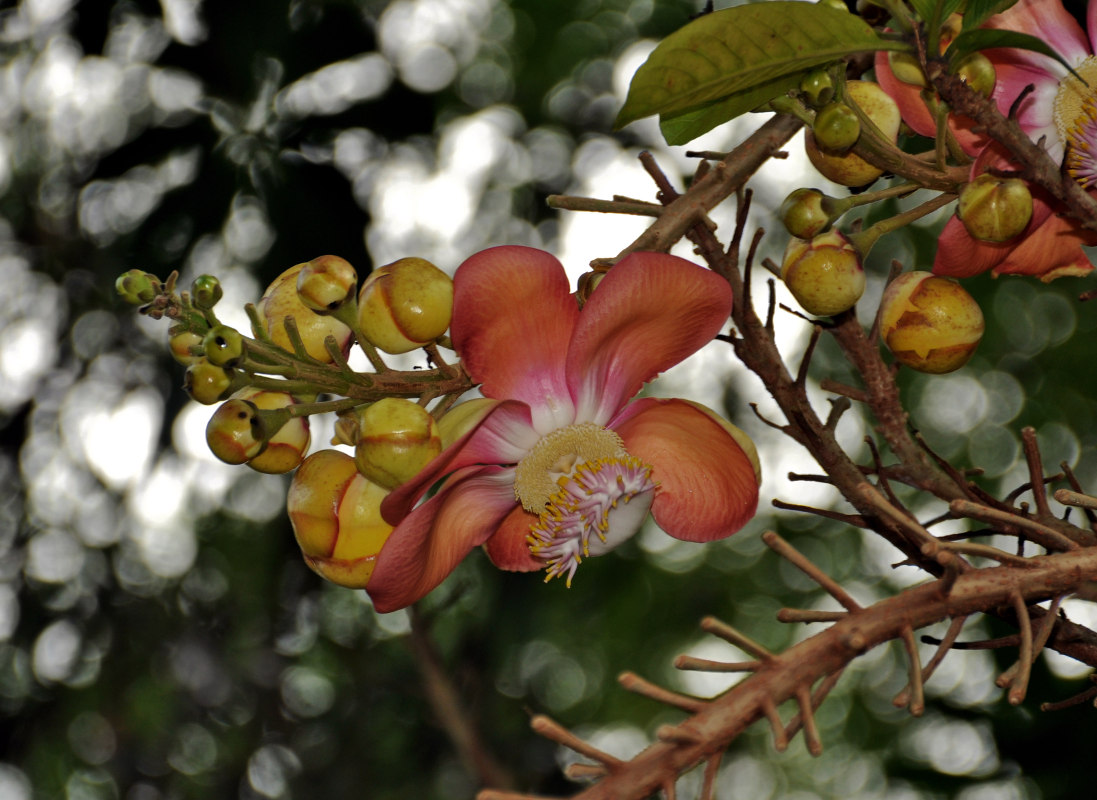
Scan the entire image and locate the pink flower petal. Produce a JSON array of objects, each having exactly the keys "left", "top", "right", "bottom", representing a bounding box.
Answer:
[
  {"left": 992, "top": 209, "right": 1097, "bottom": 280},
  {"left": 933, "top": 214, "right": 1016, "bottom": 277},
  {"left": 566, "top": 253, "right": 731, "bottom": 425},
  {"left": 987, "top": 0, "right": 1090, "bottom": 70},
  {"left": 611, "top": 398, "right": 758, "bottom": 543},
  {"left": 451, "top": 246, "right": 579, "bottom": 432},
  {"left": 381, "top": 400, "right": 535, "bottom": 524},
  {"left": 988, "top": 57, "right": 1063, "bottom": 160},
  {"left": 367, "top": 466, "right": 518, "bottom": 612},
  {"left": 483, "top": 505, "right": 543, "bottom": 572}
]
